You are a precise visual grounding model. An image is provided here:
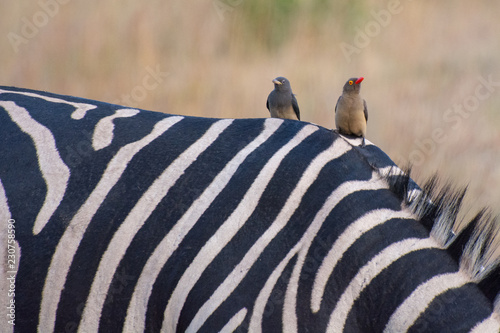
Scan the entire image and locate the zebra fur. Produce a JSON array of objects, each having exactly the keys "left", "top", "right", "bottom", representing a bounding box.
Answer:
[
  {"left": 383, "top": 167, "right": 500, "bottom": 331},
  {"left": 0, "top": 86, "right": 499, "bottom": 332},
  {"left": 385, "top": 167, "right": 500, "bottom": 291}
]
